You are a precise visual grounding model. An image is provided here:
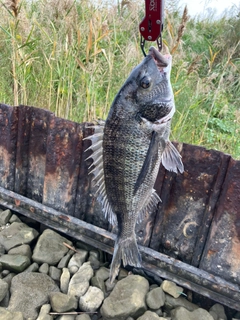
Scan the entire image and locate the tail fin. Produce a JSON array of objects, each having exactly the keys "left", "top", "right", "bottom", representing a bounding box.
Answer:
[{"left": 109, "top": 235, "right": 142, "bottom": 283}]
